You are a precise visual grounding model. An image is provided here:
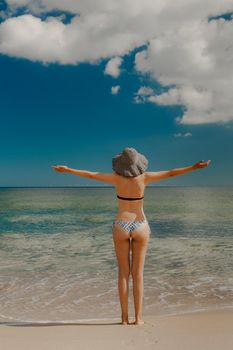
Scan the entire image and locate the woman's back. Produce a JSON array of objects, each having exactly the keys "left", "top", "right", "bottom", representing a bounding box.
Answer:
[{"left": 114, "top": 173, "right": 147, "bottom": 221}]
